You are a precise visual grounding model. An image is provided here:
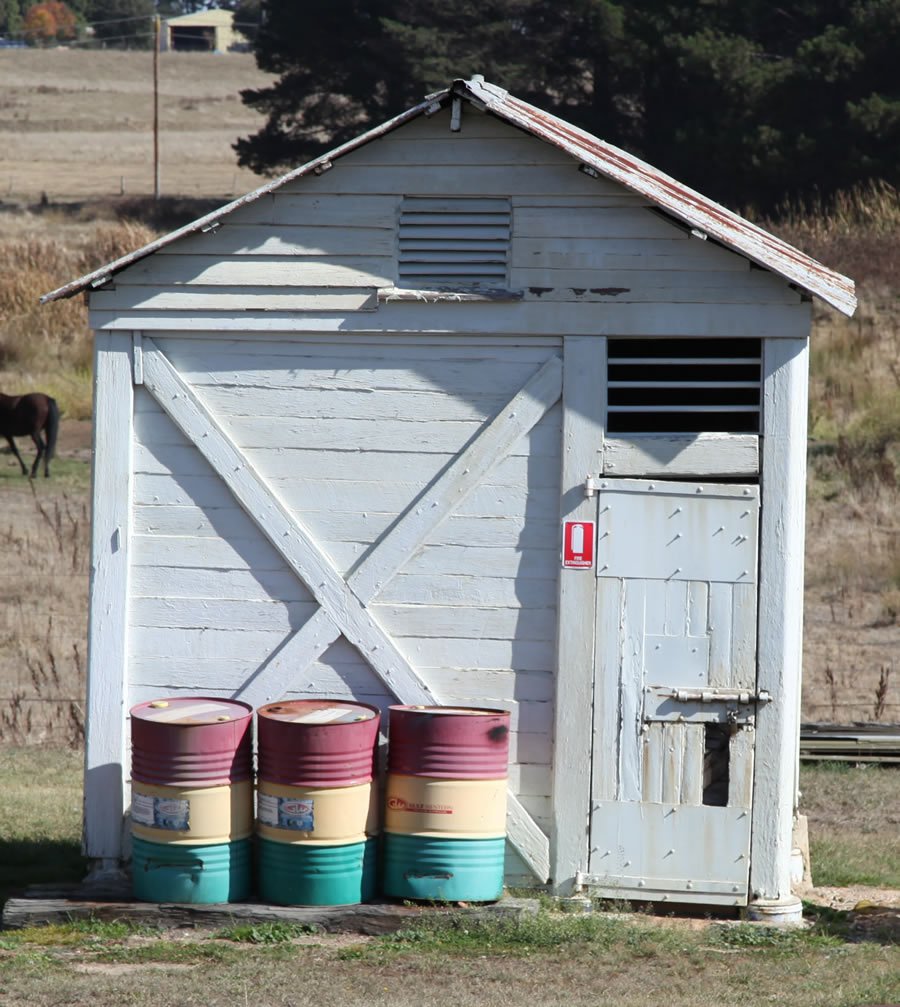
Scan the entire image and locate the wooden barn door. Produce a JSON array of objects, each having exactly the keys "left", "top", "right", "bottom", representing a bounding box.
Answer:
[
  {"left": 122, "top": 333, "right": 561, "bottom": 884},
  {"left": 586, "top": 479, "right": 761, "bottom": 906}
]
